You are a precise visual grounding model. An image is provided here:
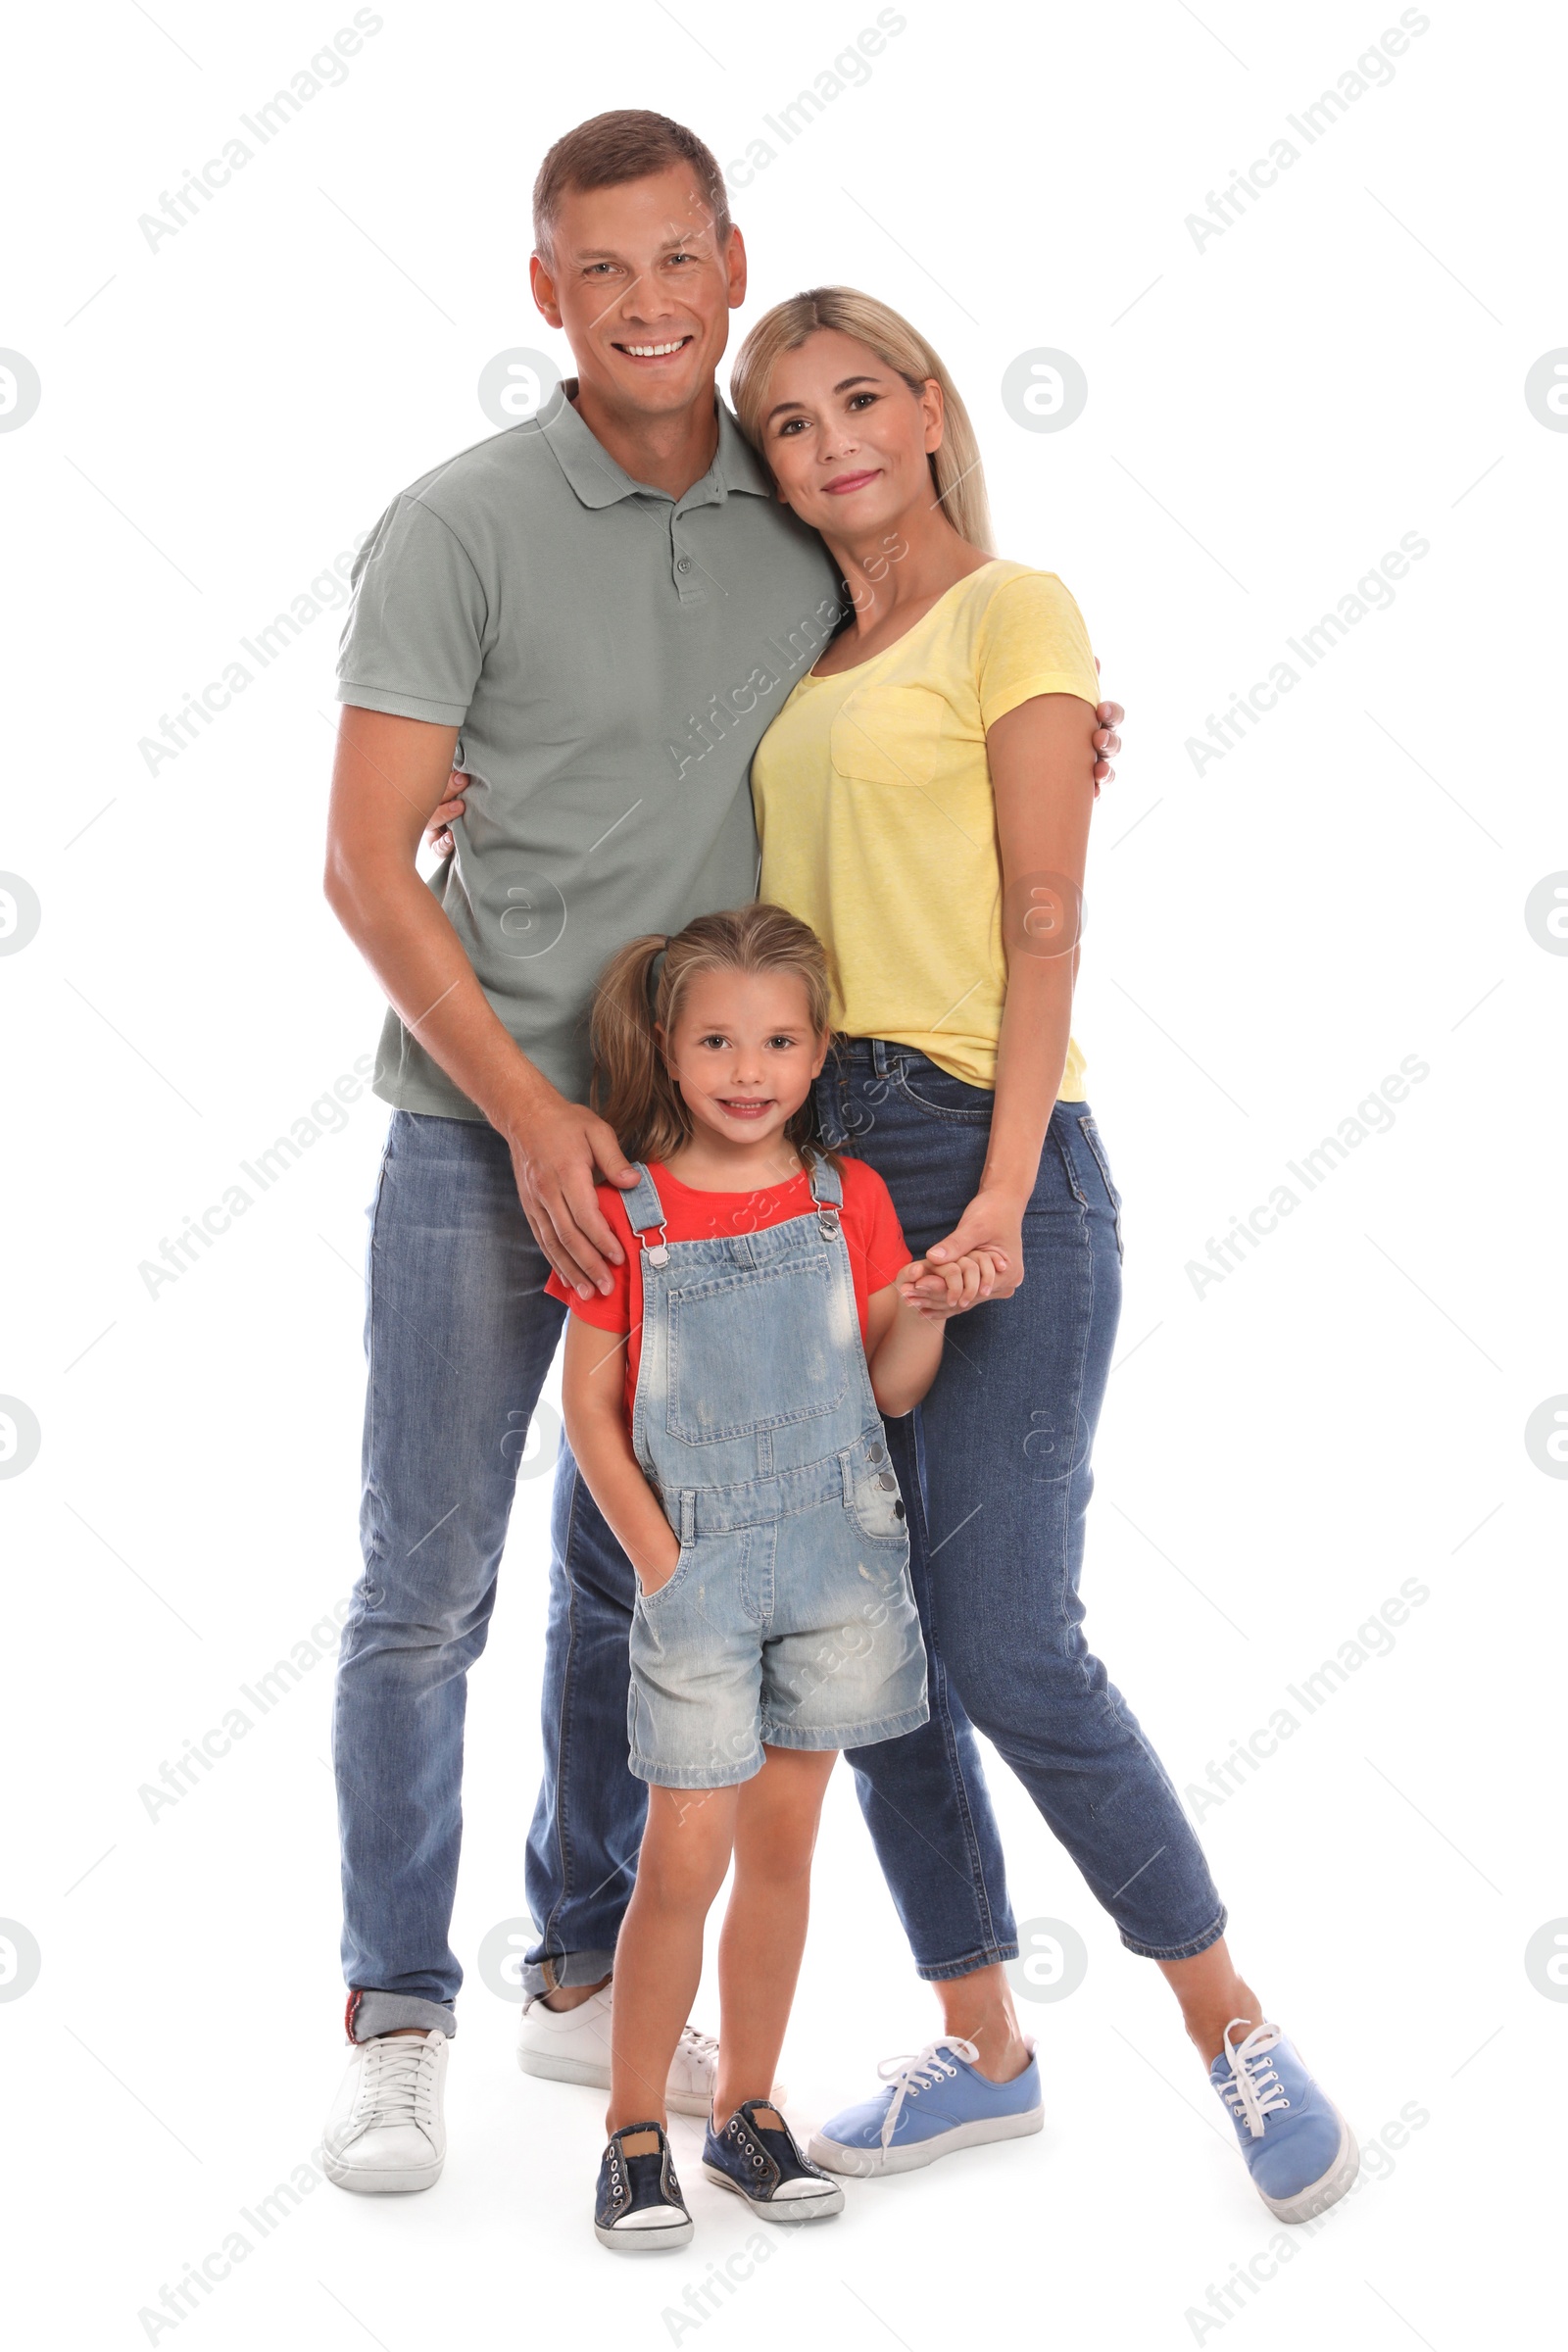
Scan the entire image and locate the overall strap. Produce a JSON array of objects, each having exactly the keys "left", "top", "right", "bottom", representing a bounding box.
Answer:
[
  {"left": 620, "top": 1163, "right": 666, "bottom": 1236},
  {"left": 808, "top": 1153, "right": 844, "bottom": 1209}
]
